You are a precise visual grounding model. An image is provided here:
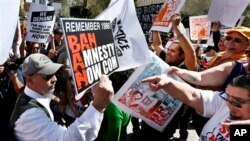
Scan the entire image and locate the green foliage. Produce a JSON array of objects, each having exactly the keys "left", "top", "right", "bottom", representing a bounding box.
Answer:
[{"left": 88, "top": 0, "right": 110, "bottom": 18}]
